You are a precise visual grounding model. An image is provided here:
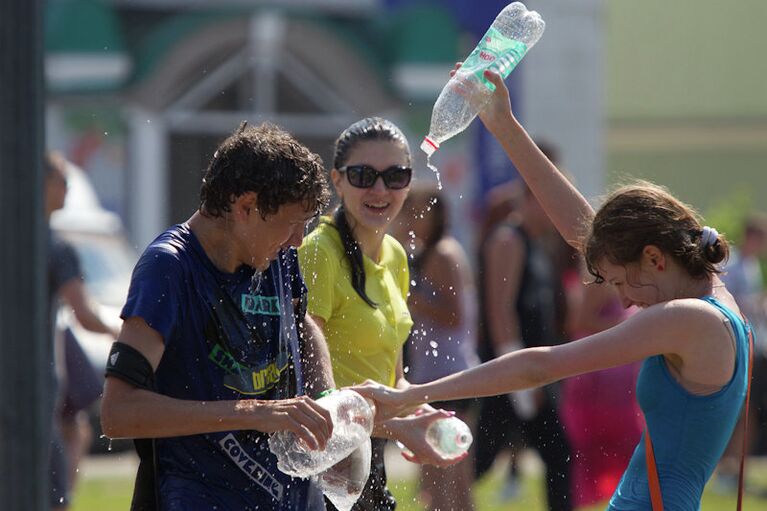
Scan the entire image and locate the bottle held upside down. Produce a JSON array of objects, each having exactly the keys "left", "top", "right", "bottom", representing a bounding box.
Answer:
[{"left": 421, "top": 1, "right": 545, "bottom": 155}]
